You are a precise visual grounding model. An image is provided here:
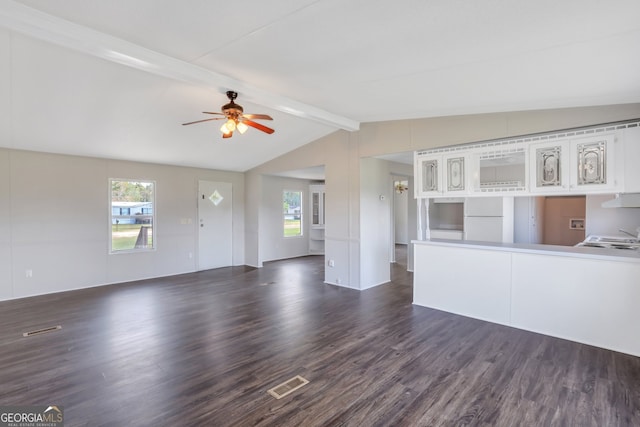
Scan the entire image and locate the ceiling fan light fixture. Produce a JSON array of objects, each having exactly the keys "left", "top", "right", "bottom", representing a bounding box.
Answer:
[
  {"left": 220, "top": 123, "right": 232, "bottom": 135},
  {"left": 236, "top": 121, "right": 248, "bottom": 134},
  {"left": 224, "top": 119, "right": 236, "bottom": 132}
]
